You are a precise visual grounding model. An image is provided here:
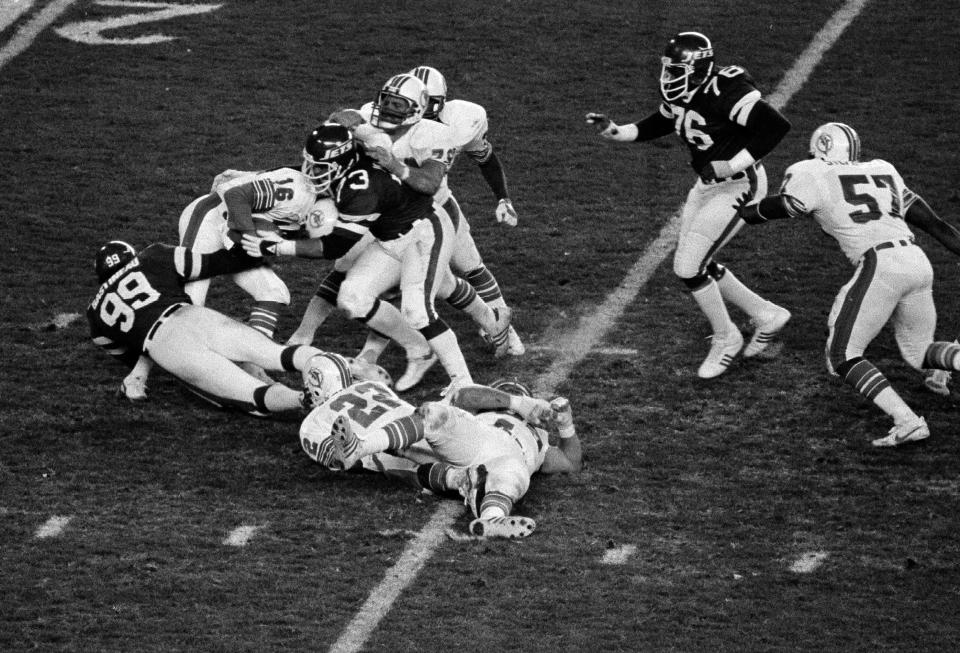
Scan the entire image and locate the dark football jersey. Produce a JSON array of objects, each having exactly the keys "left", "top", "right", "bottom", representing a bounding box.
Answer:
[
  {"left": 87, "top": 244, "right": 255, "bottom": 366},
  {"left": 658, "top": 65, "right": 763, "bottom": 175},
  {"left": 333, "top": 154, "right": 435, "bottom": 241}
]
